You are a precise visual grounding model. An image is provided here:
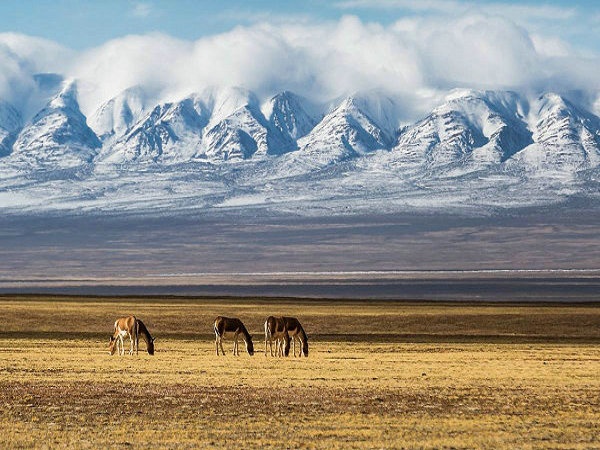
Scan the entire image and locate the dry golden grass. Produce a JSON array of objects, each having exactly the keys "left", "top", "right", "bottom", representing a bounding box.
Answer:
[{"left": 0, "top": 296, "right": 599, "bottom": 449}]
